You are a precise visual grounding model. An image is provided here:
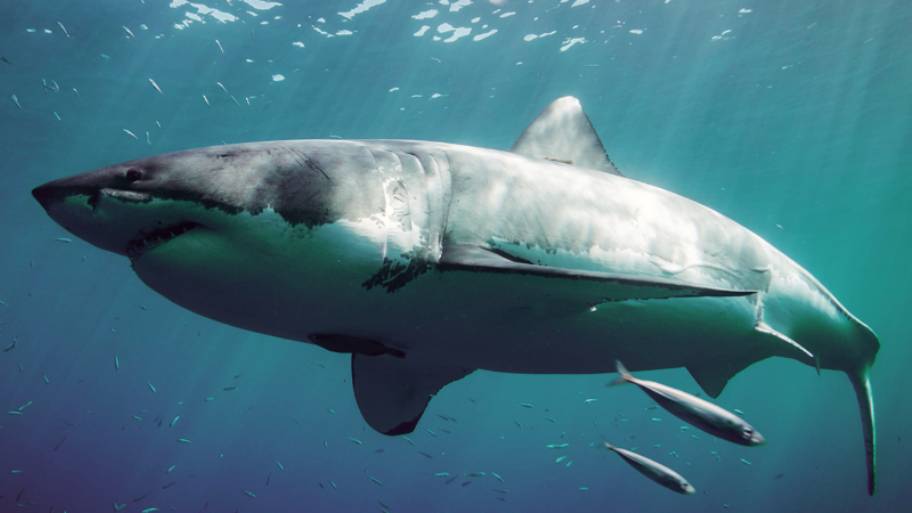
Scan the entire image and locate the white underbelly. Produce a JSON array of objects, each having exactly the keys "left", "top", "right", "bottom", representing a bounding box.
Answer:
[
  {"left": 131, "top": 217, "right": 761, "bottom": 375},
  {"left": 358, "top": 269, "right": 760, "bottom": 373}
]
